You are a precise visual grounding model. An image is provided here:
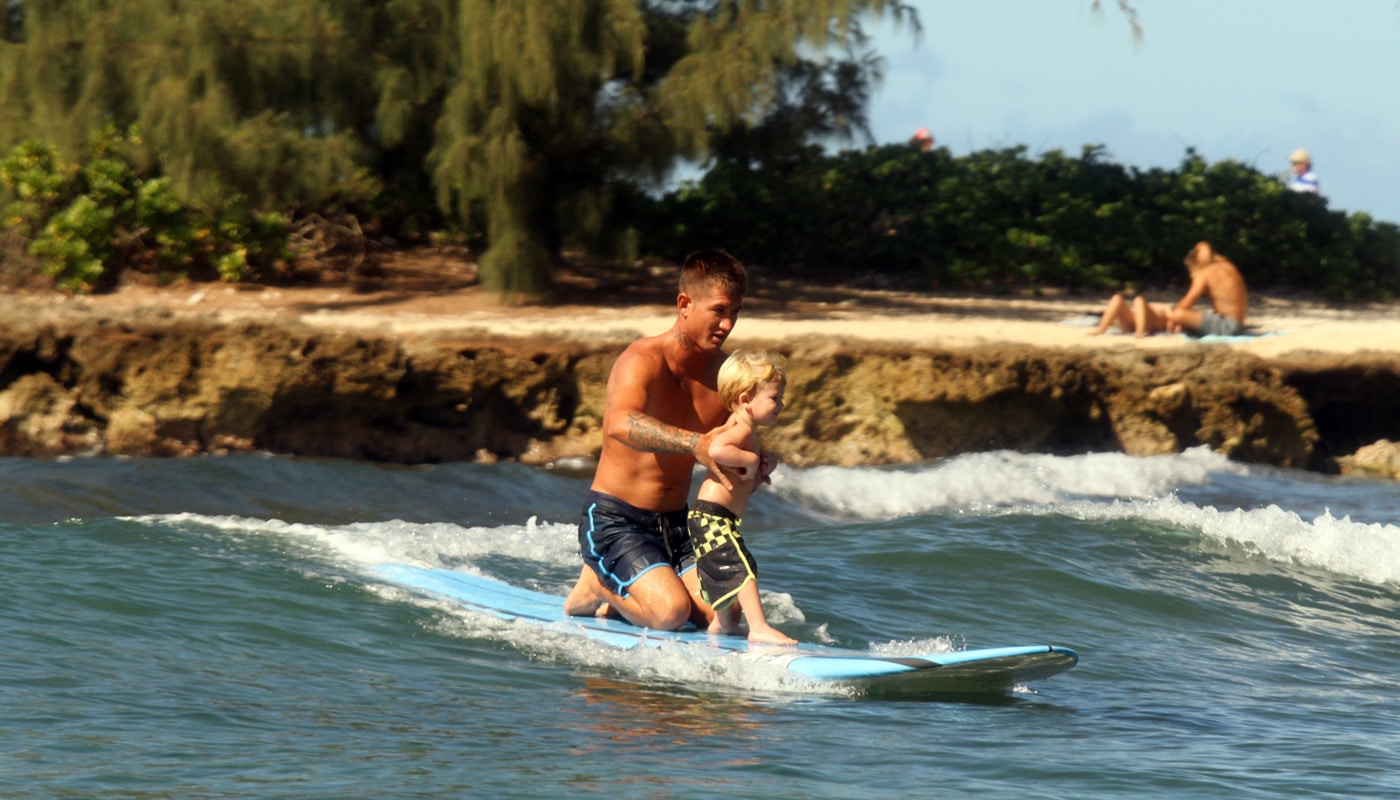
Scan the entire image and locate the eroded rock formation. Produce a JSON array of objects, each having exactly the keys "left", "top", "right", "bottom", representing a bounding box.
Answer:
[{"left": 1, "top": 309, "right": 1396, "bottom": 476}]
